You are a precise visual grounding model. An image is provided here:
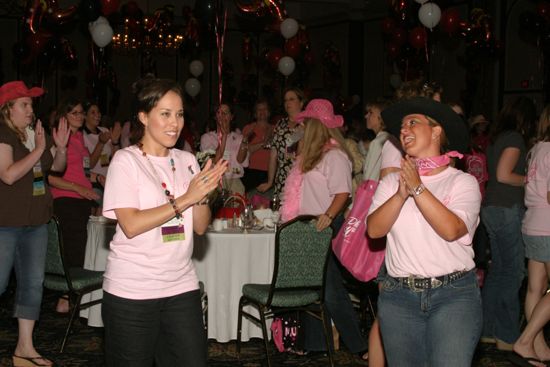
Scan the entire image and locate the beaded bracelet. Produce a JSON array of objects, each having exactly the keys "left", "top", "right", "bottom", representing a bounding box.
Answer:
[{"left": 168, "top": 197, "right": 183, "bottom": 219}]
